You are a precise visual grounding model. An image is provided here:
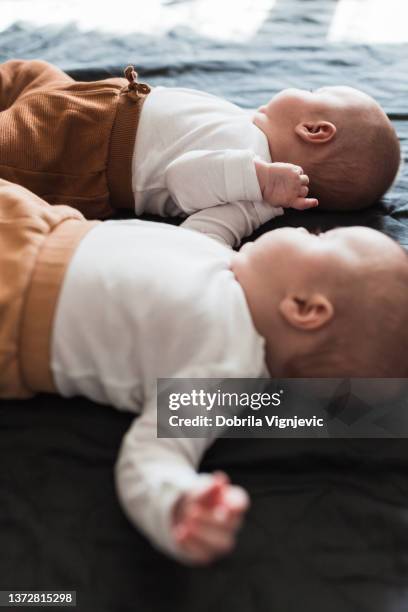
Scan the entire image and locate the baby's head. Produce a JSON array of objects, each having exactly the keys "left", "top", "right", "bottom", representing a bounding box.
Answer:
[
  {"left": 254, "top": 87, "right": 400, "bottom": 211},
  {"left": 232, "top": 226, "right": 408, "bottom": 377}
]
